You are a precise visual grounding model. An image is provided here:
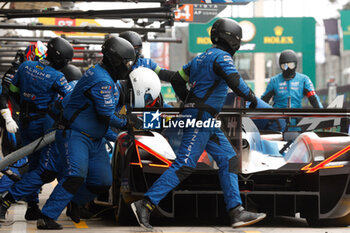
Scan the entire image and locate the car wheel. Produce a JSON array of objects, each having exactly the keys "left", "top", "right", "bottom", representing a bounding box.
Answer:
[
  {"left": 306, "top": 213, "right": 350, "bottom": 227},
  {"left": 112, "top": 152, "right": 136, "bottom": 225},
  {"left": 112, "top": 151, "right": 121, "bottom": 204},
  {"left": 114, "top": 192, "right": 137, "bottom": 225}
]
